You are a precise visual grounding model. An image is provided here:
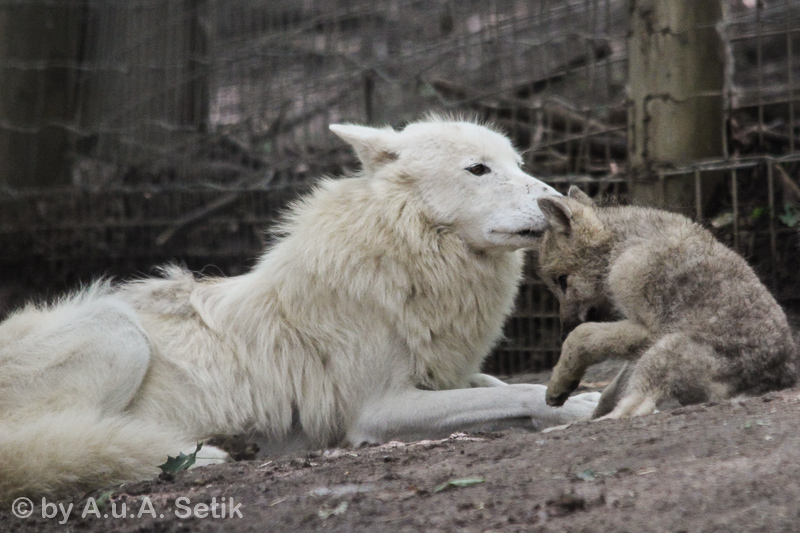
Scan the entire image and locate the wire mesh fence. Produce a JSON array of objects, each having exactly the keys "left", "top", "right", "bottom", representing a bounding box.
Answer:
[{"left": 0, "top": 0, "right": 799, "bottom": 373}]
